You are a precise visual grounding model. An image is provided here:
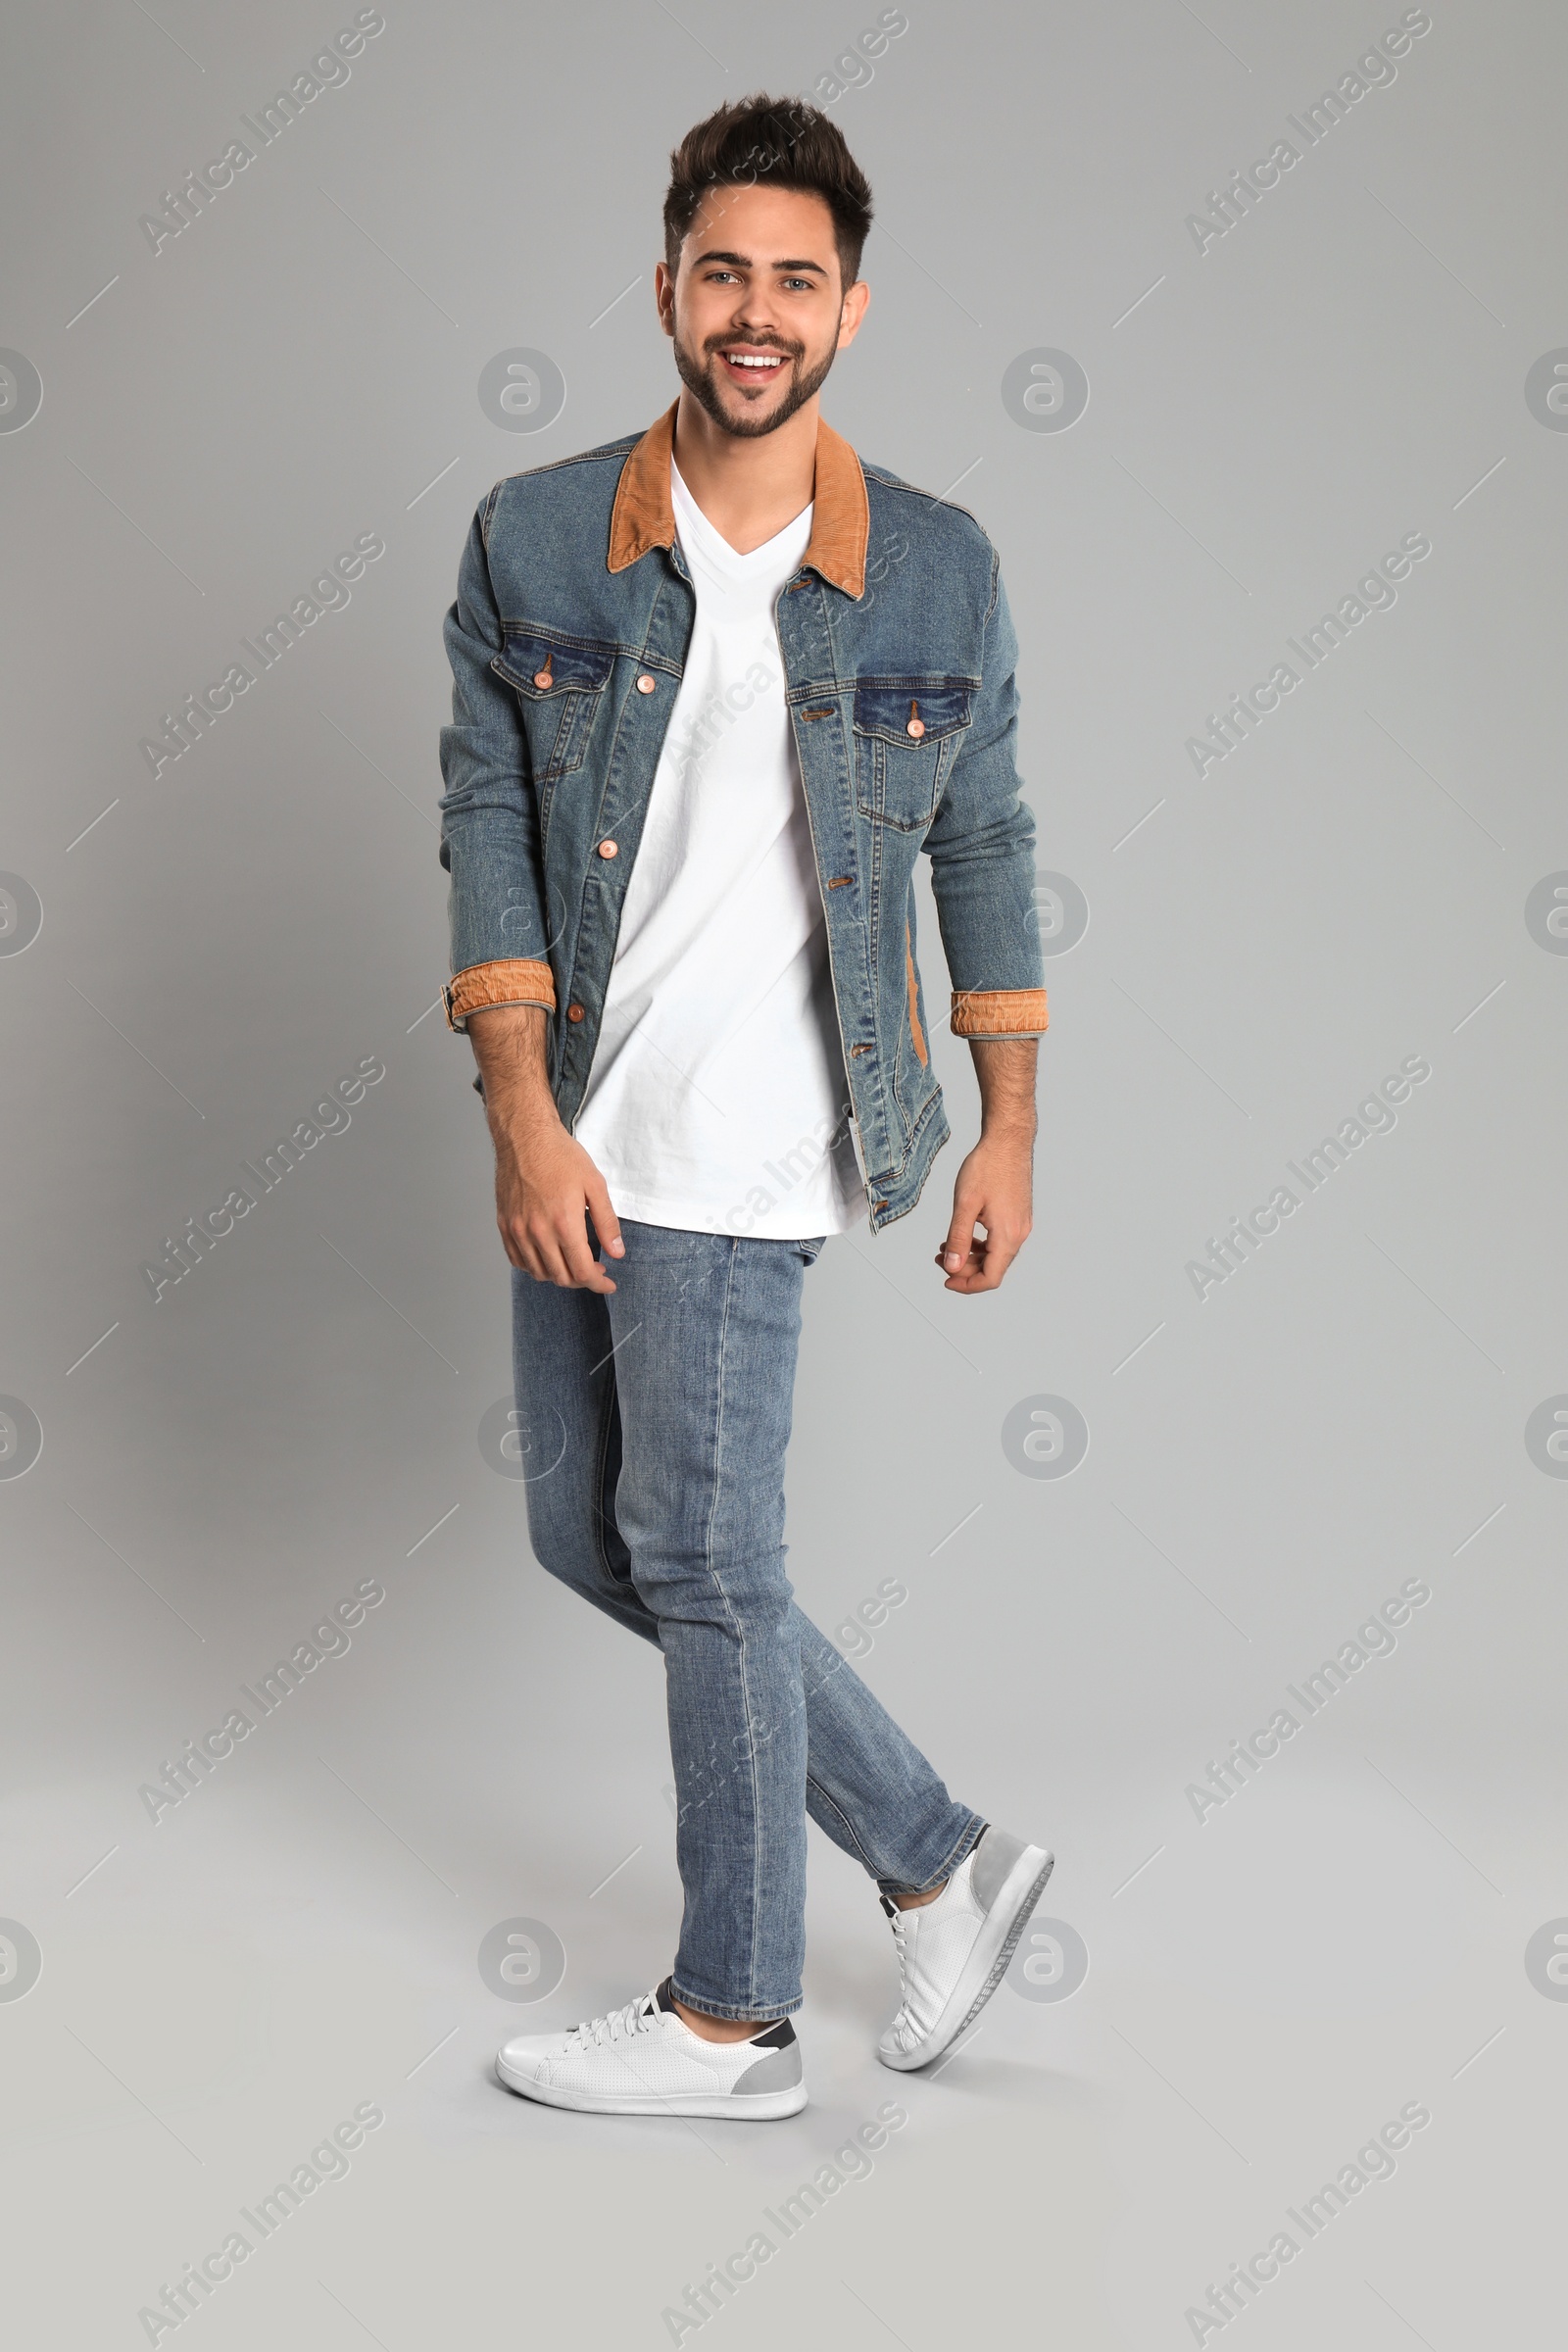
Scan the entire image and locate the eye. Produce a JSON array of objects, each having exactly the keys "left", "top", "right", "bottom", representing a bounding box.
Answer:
[{"left": 781, "top": 277, "right": 813, "bottom": 292}]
